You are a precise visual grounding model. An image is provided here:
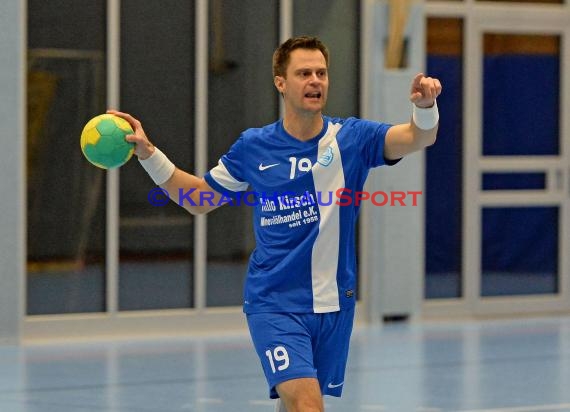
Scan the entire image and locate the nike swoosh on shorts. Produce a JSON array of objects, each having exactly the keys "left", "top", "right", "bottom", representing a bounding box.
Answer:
[{"left": 258, "top": 163, "right": 279, "bottom": 171}]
